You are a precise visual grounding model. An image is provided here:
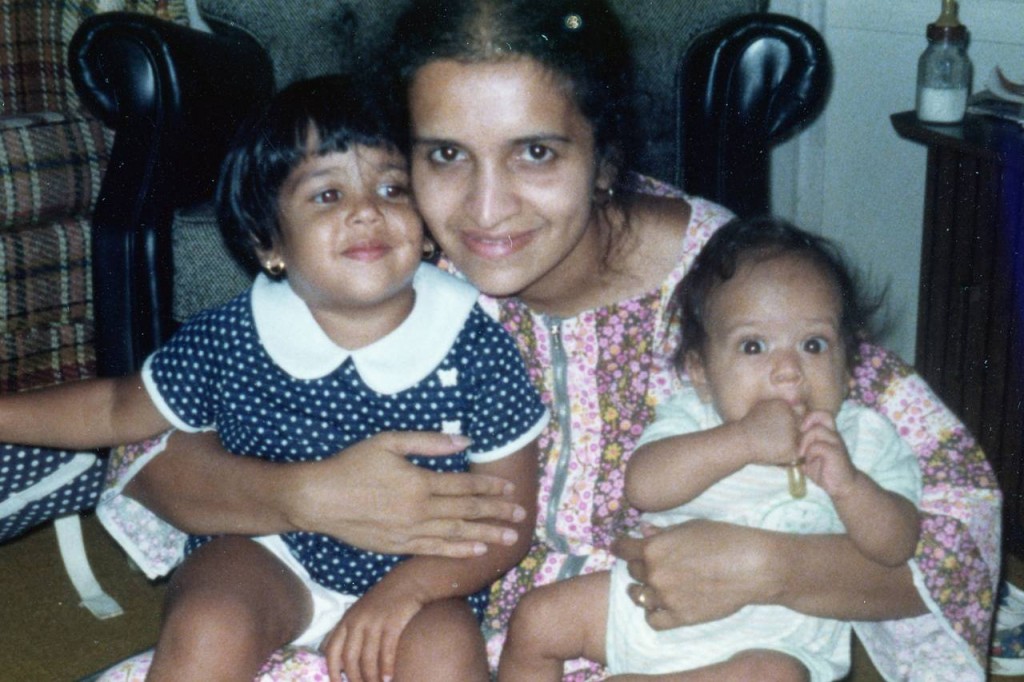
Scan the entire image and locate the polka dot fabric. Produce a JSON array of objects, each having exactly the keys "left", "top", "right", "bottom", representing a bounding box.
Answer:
[
  {"left": 0, "top": 444, "right": 104, "bottom": 542},
  {"left": 147, "top": 288, "right": 546, "bottom": 603}
]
